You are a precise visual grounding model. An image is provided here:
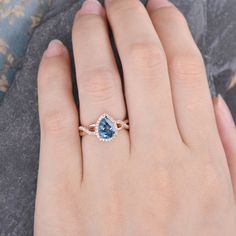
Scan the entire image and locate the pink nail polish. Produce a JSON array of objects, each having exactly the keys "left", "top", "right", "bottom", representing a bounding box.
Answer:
[
  {"left": 147, "top": 0, "right": 173, "bottom": 11},
  {"left": 44, "top": 40, "right": 65, "bottom": 58},
  {"left": 78, "top": 0, "right": 103, "bottom": 16},
  {"left": 217, "top": 95, "right": 235, "bottom": 128}
]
